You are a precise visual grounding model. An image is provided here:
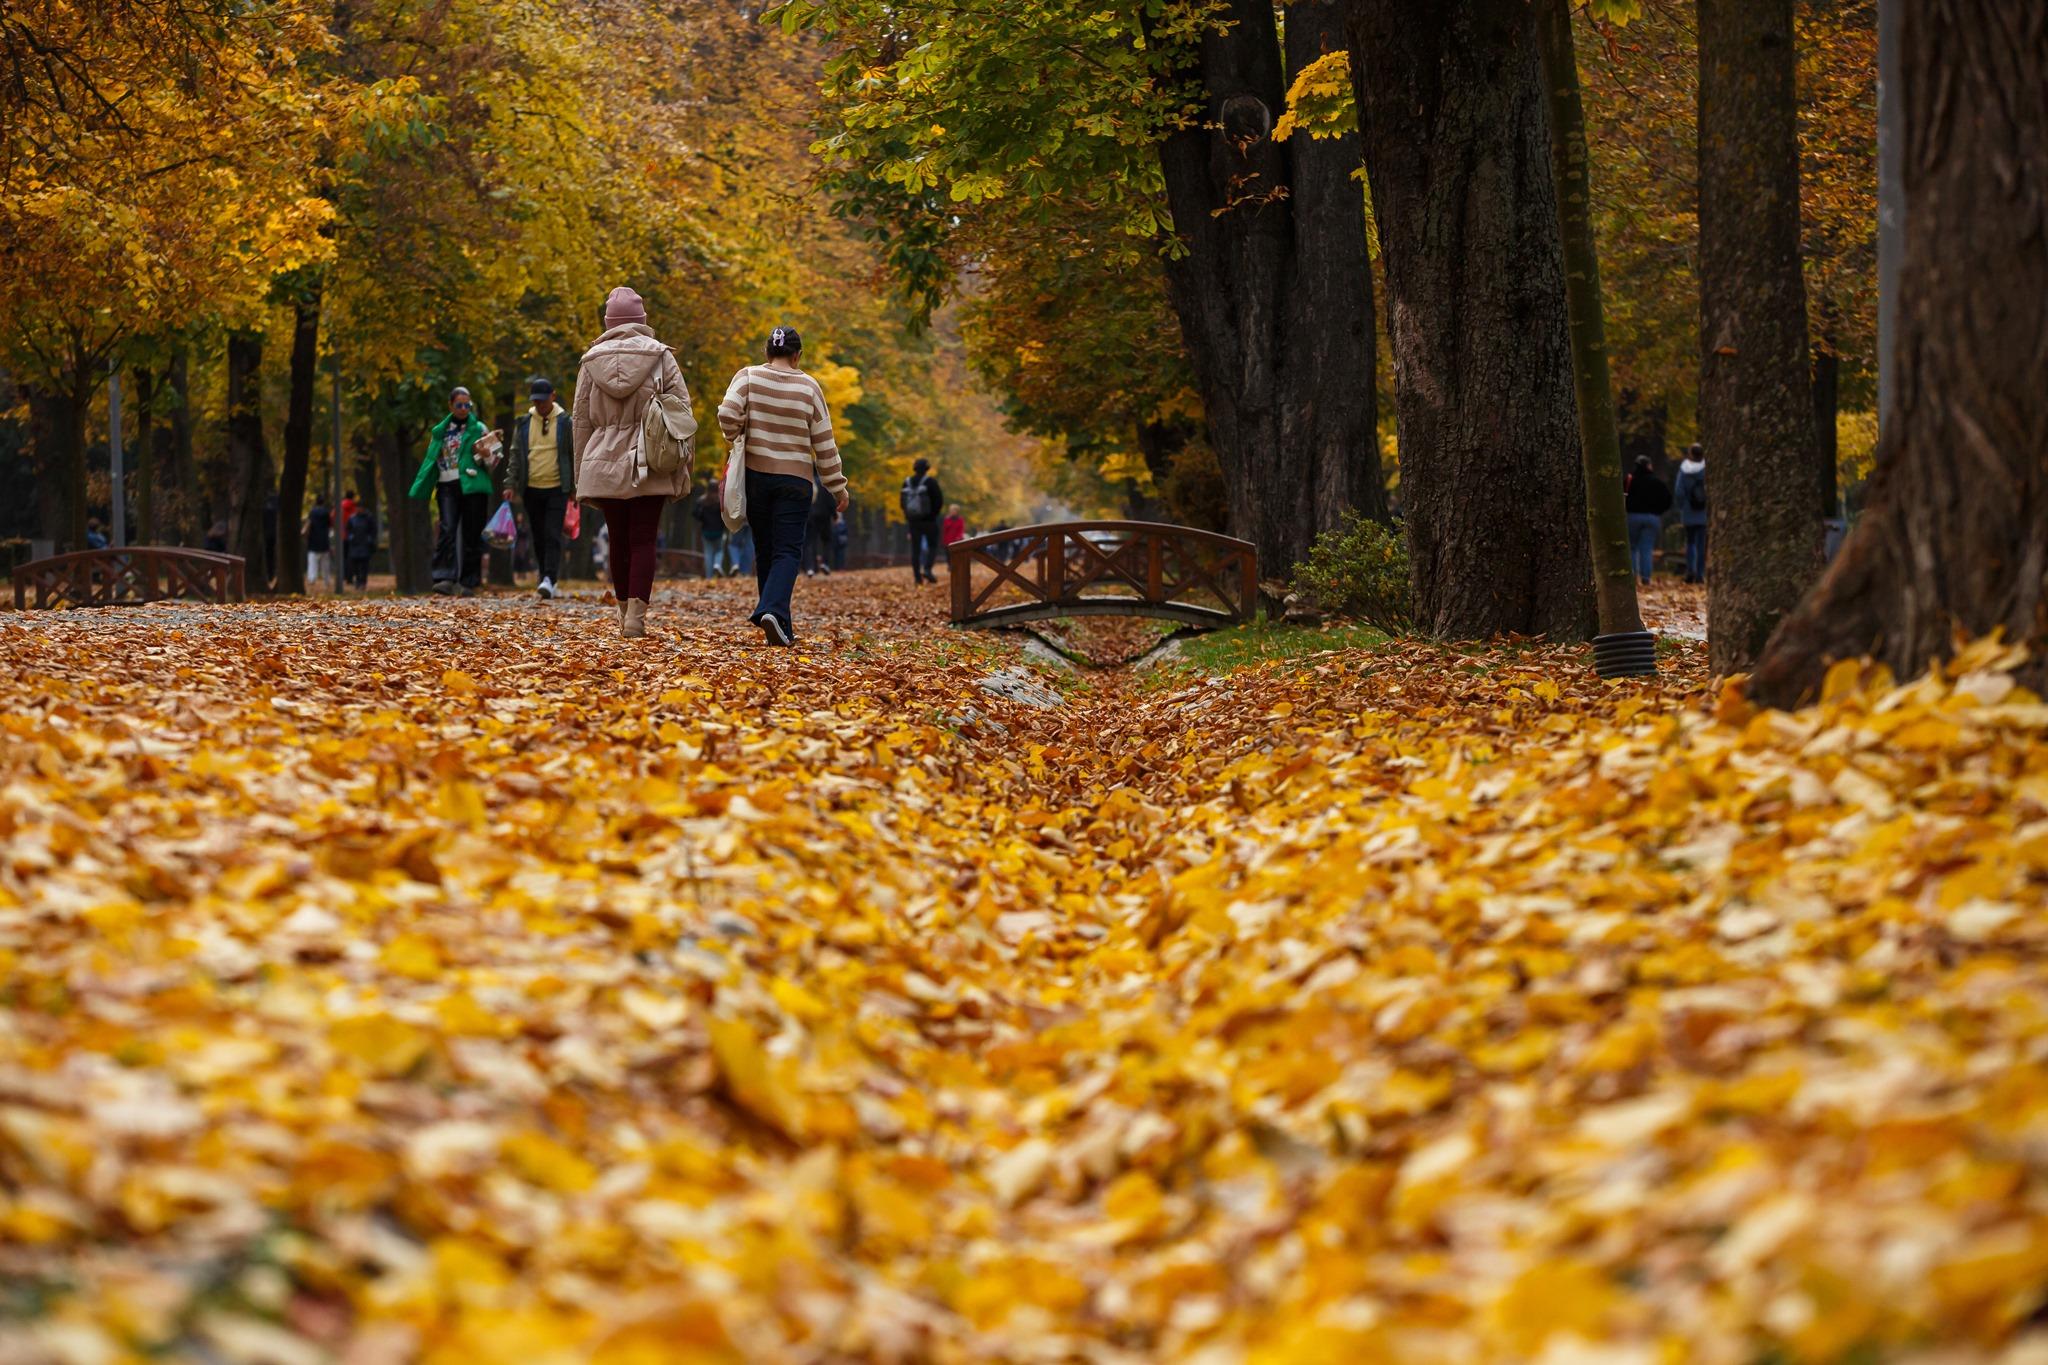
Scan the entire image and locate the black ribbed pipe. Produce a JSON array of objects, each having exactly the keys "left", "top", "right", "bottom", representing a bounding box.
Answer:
[{"left": 1592, "top": 630, "right": 1659, "bottom": 679}]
